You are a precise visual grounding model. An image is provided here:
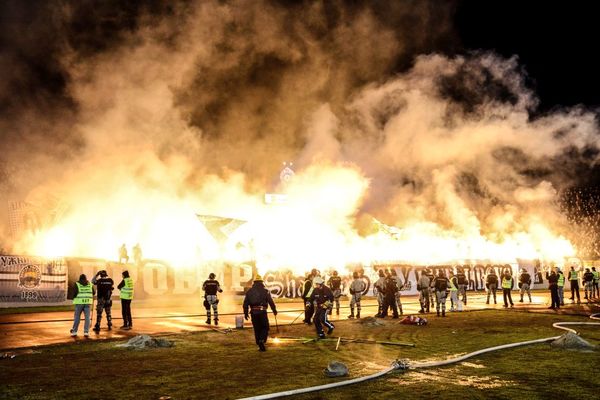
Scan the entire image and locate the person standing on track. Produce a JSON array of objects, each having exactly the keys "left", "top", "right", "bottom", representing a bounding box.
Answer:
[
  {"left": 519, "top": 268, "right": 532, "bottom": 303},
  {"left": 501, "top": 270, "right": 514, "bottom": 308},
  {"left": 327, "top": 271, "right": 343, "bottom": 316},
  {"left": 243, "top": 274, "right": 277, "bottom": 352},
  {"left": 202, "top": 273, "right": 223, "bottom": 325},
  {"left": 117, "top": 270, "right": 134, "bottom": 330},
  {"left": 348, "top": 271, "right": 365, "bottom": 319},
  {"left": 310, "top": 277, "right": 335, "bottom": 338},
  {"left": 92, "top": 269, "right": 114, "bottom": 333},
  {"left": 70, "top": 274, "right": 95, "bottom": 337},
  {"left": 486, "top": 269, "right": 498, "bottom": 304},
  {"left": 418, "top": 270, "right": 431, "bottom": 313}
]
